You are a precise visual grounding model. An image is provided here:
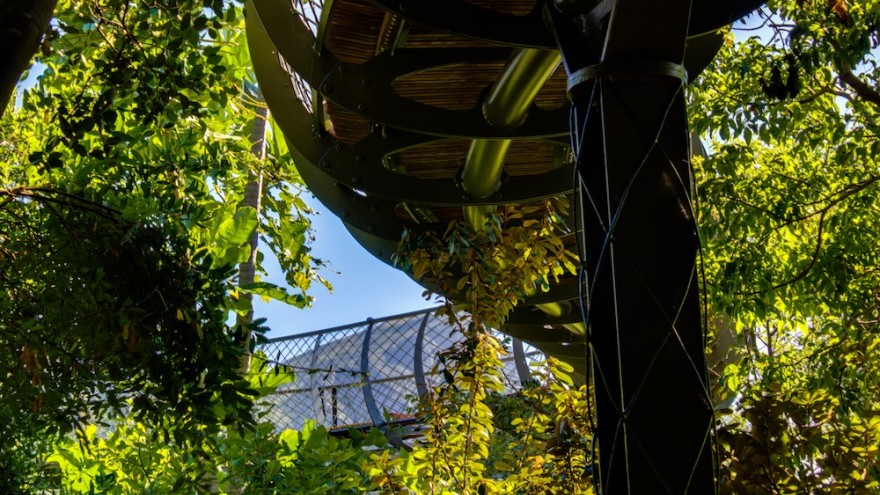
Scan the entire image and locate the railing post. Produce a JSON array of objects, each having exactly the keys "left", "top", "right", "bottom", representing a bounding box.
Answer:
[
  {"left": 413, "top": 311, "right": 431, "bottom": 398},
  {"left": 310, "top": 333, "right": 324, "bottom": 421},
  {"left": 361, "top": 318, "right": 384, "bottom": 426}
]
